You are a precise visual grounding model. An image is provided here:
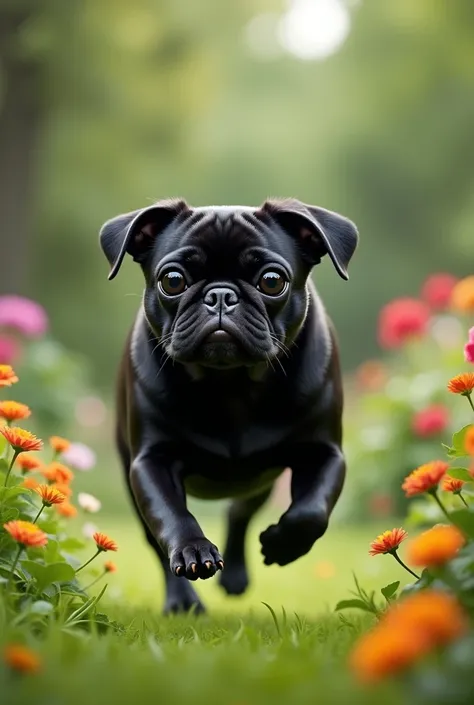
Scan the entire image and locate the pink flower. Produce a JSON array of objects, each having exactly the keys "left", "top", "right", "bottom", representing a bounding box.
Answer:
[
  {"left": 465, "top": 327, "right": 474, "bottom": 365},
  {"left": 62, "top": 442, "right": 96, "bottom": 471},
  {"left": 0, "top": 296, "right": 48, "bottom": 338},
  {"left": 378, "top": 298, "right": 430, "bottom": 349},
  {"left": 412, "top": 405, "right": 449, "bottom": 437},
  {"left": 421, "top": 273, "right": 458, "bottom": 310},
  {"left": 0, "top": 336, "right": 20, "bottom": 364}
]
